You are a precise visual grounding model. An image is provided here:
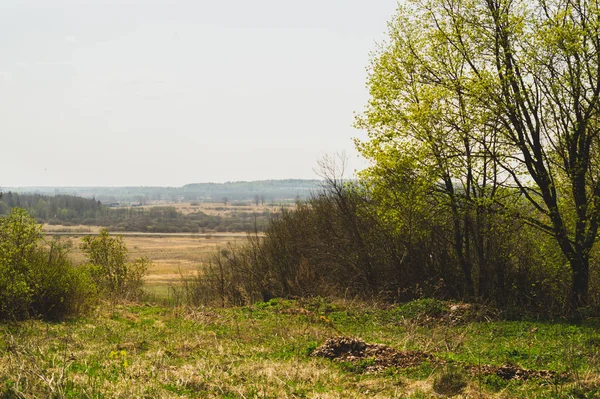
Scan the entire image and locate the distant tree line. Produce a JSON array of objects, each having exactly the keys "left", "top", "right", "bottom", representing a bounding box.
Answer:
[
  {"left": 102, "top": 206, "right": 270, "bottom": 233},
  {"left": 0, "top": 192, "right": 270, "bottom": 233},
  {"left": 0, "top": 192, "right": 105, "bottom": 221},
  {"left": 4, "top": 179, "right": 321, "bottom": 204}
]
